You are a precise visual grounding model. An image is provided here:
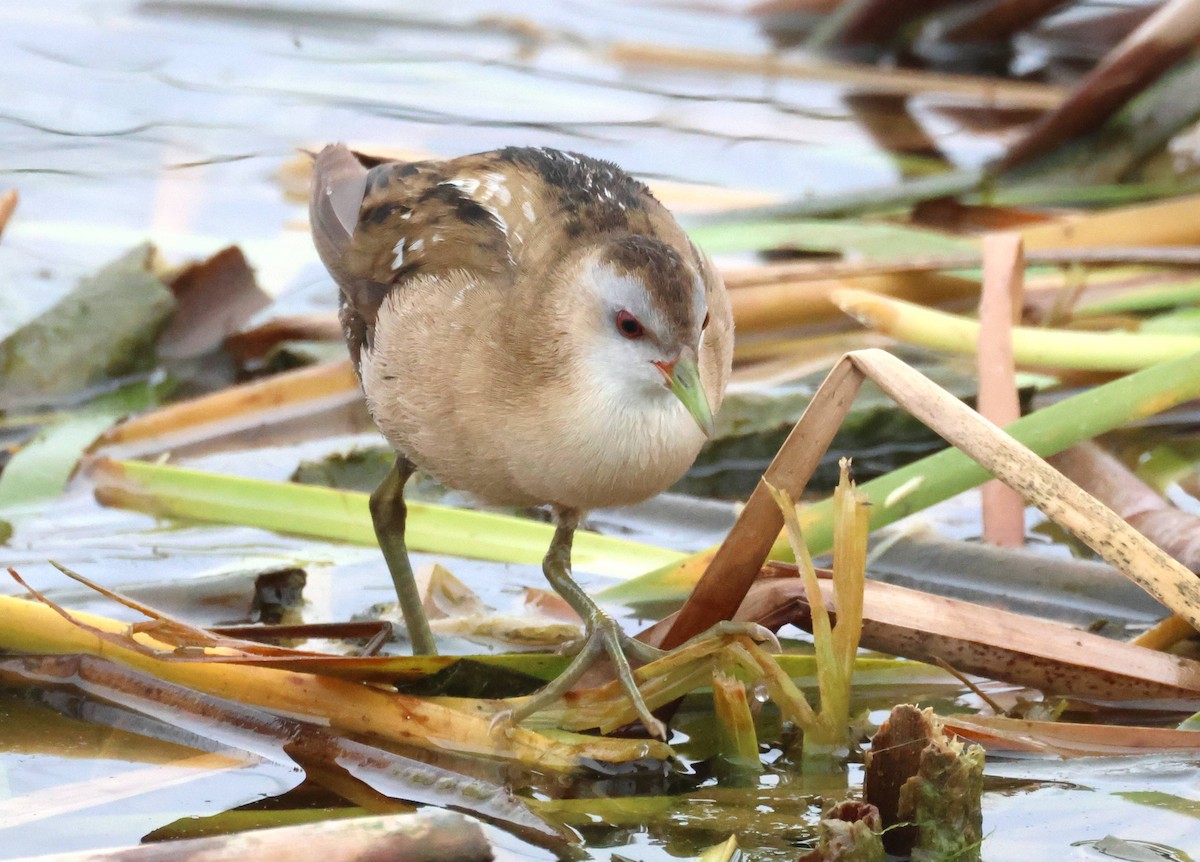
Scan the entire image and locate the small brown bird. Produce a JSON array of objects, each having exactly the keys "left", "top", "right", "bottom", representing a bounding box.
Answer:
[{"left": 310, "top": 144, "right": 733, "bottom": 734}]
